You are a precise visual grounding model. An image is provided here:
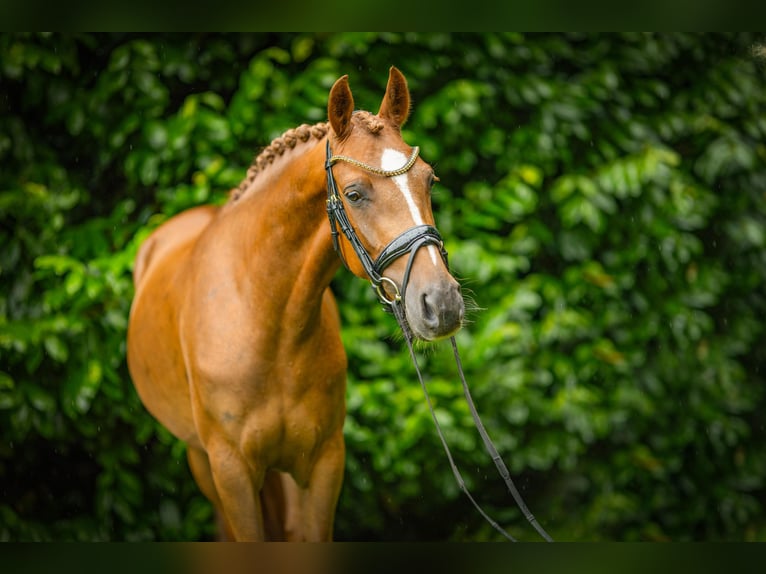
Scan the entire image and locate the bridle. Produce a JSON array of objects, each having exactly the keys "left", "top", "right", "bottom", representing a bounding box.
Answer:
[
  {"left": 325, "top": 139, "right": 448, "bottom": 306},
  {"left": 324, "top": 138, "right": 554, "bottom": 542}
]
